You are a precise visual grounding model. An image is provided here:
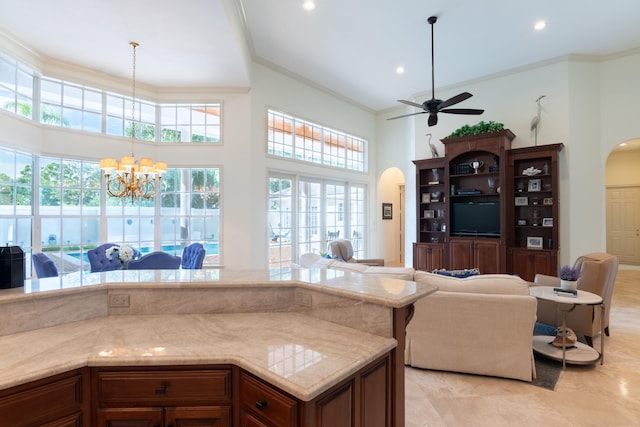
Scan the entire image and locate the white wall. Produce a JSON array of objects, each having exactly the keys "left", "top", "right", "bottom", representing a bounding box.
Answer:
[{"left": 377, "top": 52, "right": 640, "bottom": 266}]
